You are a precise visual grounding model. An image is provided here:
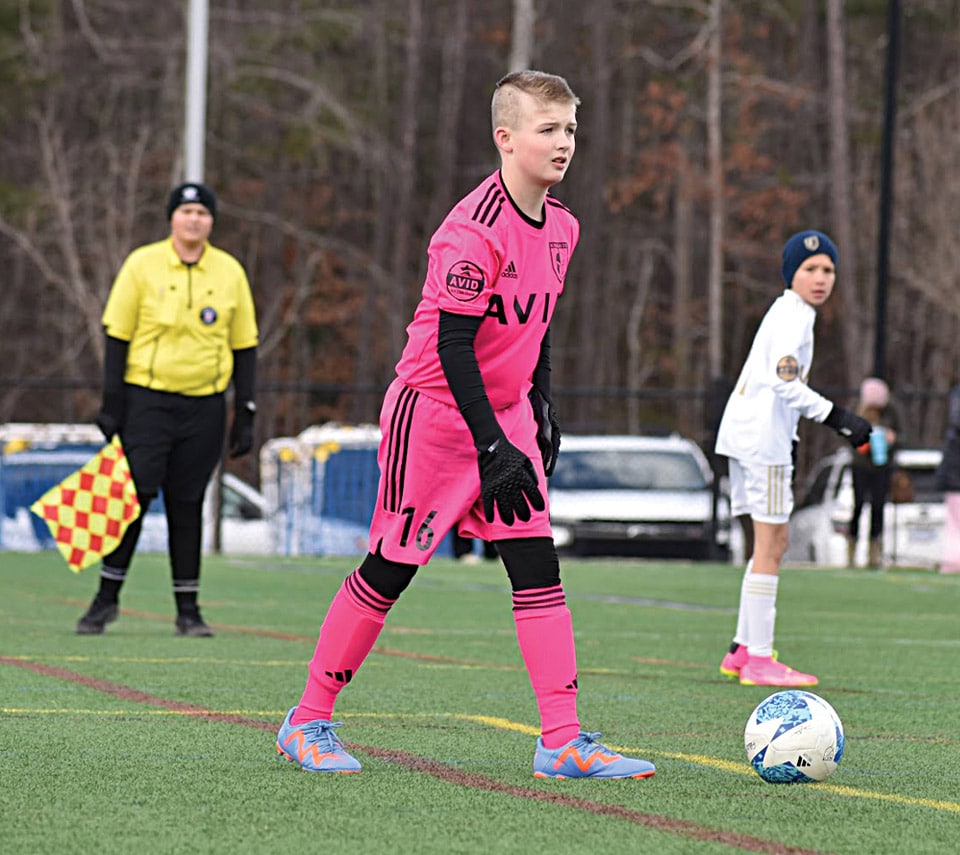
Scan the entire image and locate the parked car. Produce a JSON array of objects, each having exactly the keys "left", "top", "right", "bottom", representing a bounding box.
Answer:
[
  {"left": 785, "top": 447, "right": 945, "bottom": 568},
  {"left": 548, "top": 434, "right": 734, "bottom": 560}
]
